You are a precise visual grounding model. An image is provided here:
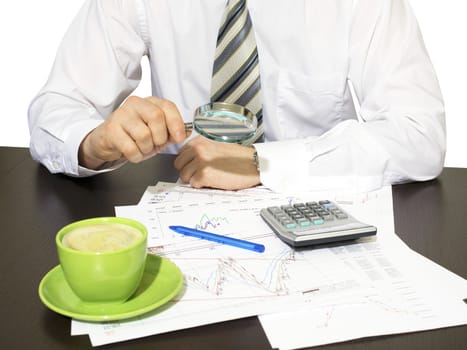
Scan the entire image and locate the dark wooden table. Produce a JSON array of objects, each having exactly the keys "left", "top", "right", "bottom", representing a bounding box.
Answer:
[{"left": 0, "top": 147, "right": 465, "bottom": 349}]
